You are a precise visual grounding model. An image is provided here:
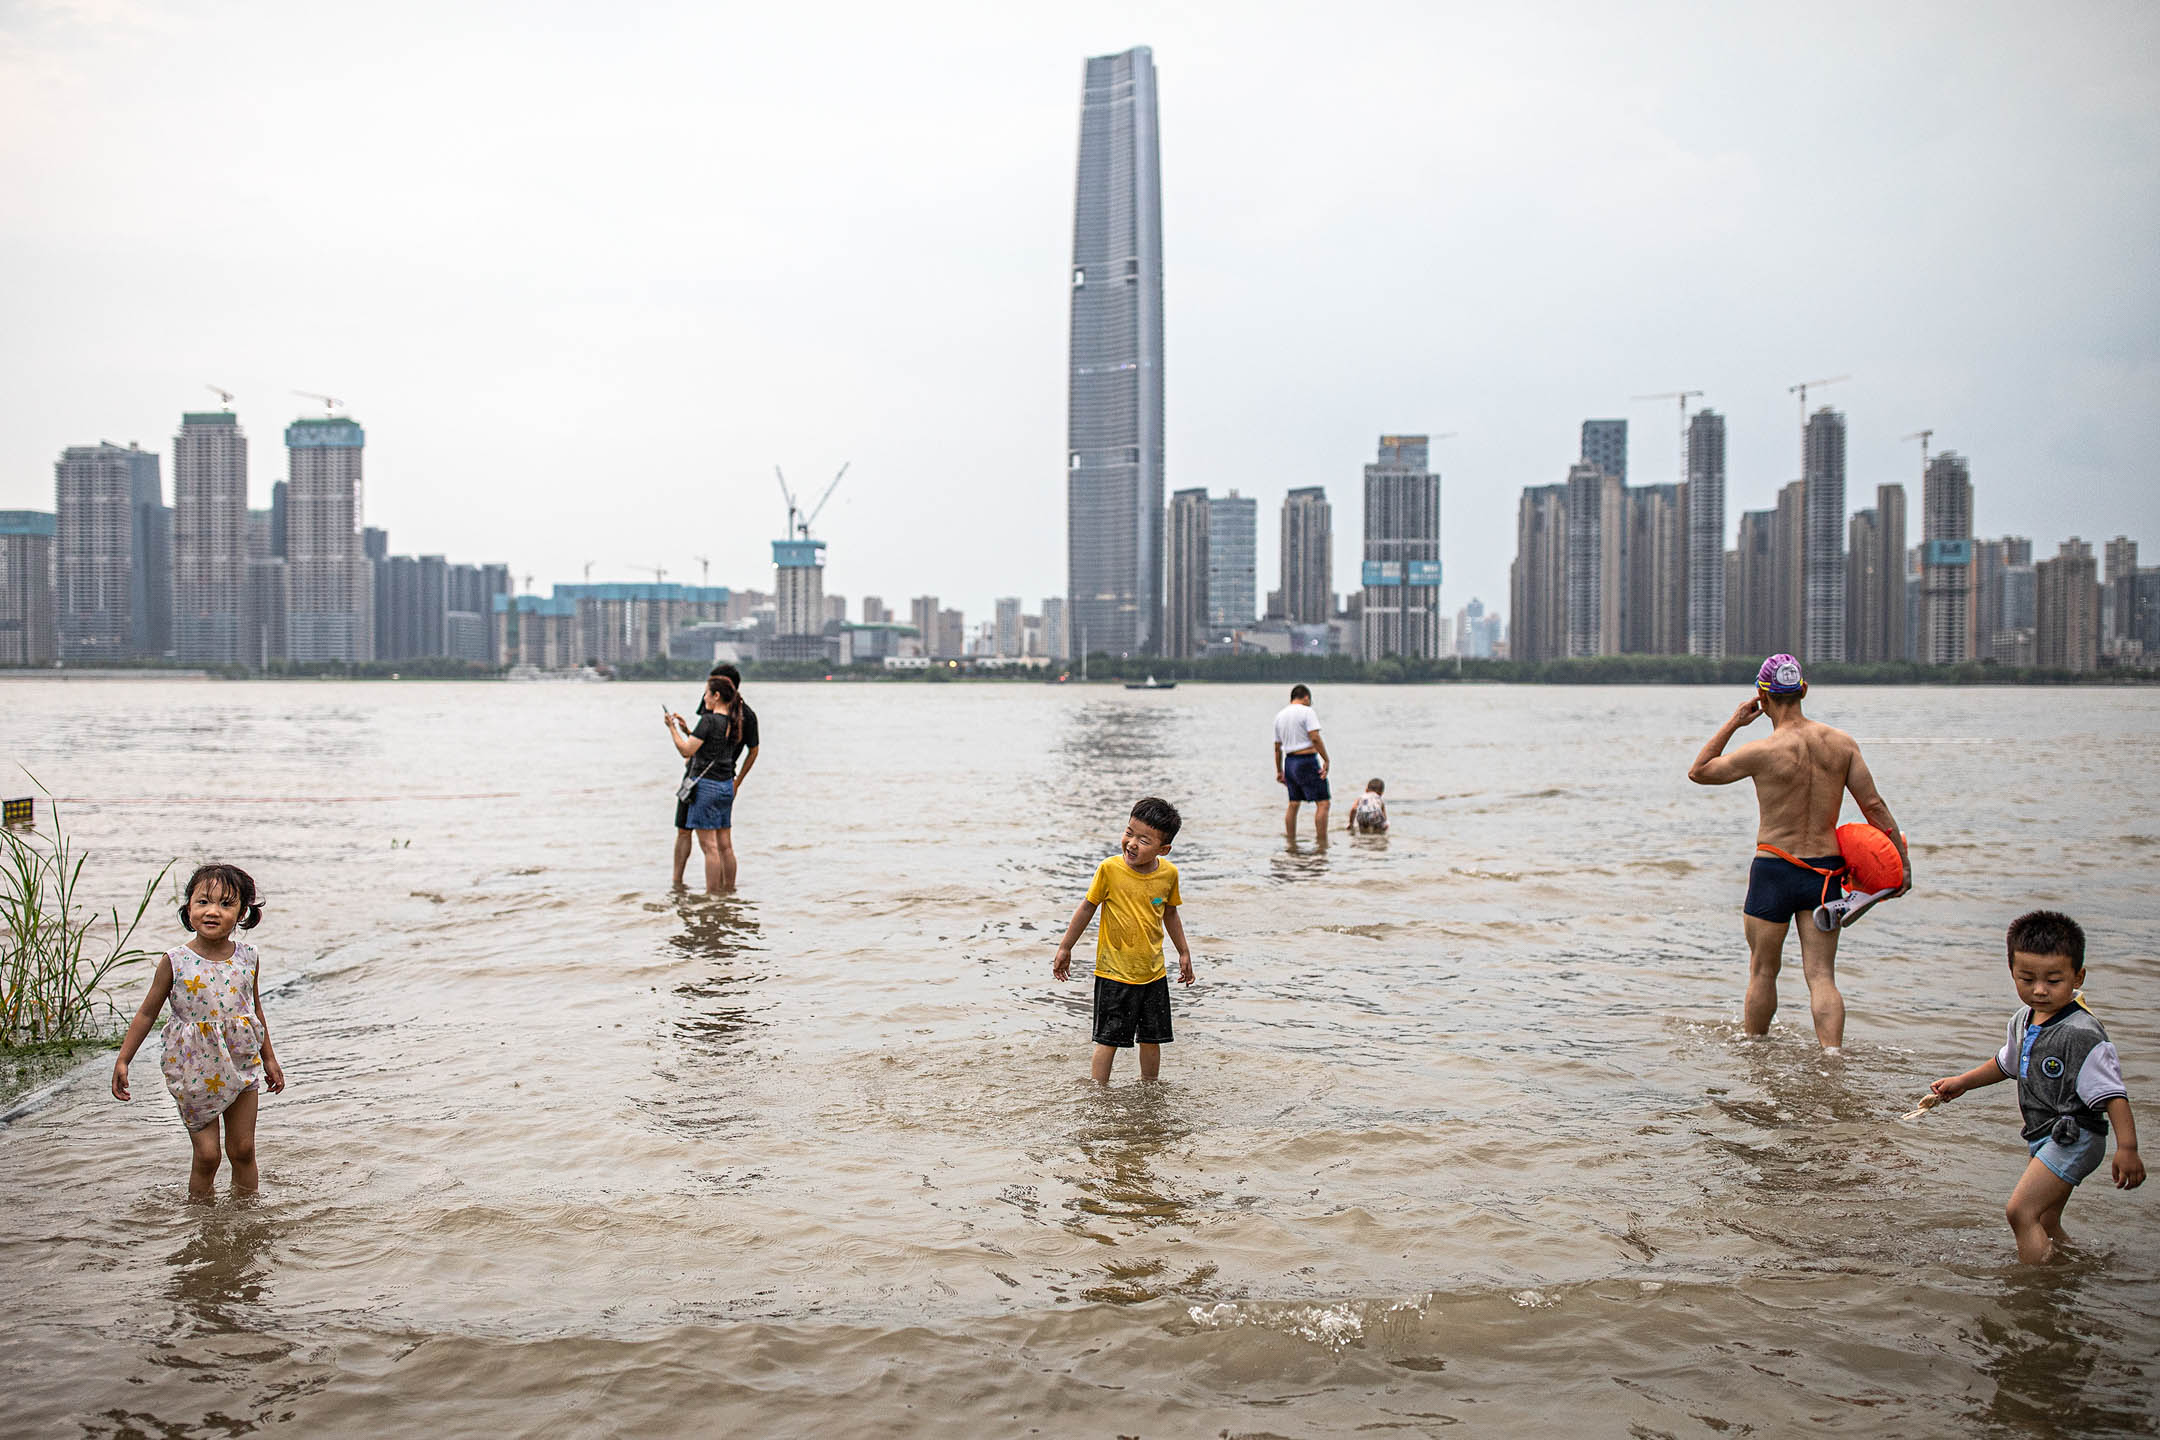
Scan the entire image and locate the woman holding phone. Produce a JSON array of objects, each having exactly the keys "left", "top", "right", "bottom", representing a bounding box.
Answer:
[{"left": 663, "top": 673, "right": 748, "bottom": 891}]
